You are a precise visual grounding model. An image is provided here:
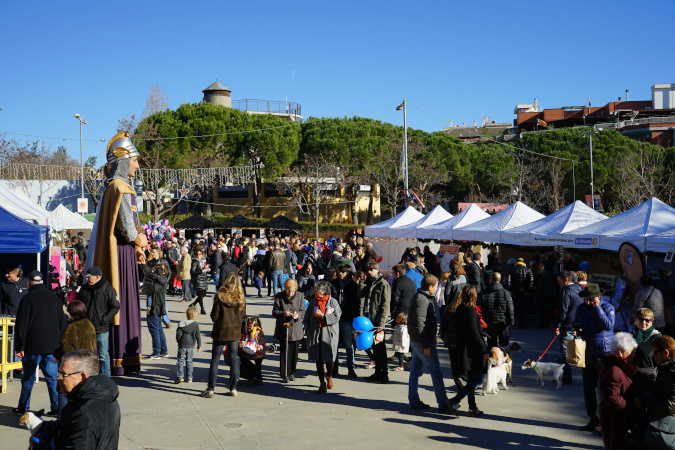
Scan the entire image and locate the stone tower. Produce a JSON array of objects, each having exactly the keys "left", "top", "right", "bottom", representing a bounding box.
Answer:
[{"left": 202, "top": 80, "right": 232, "bottom": 107}]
